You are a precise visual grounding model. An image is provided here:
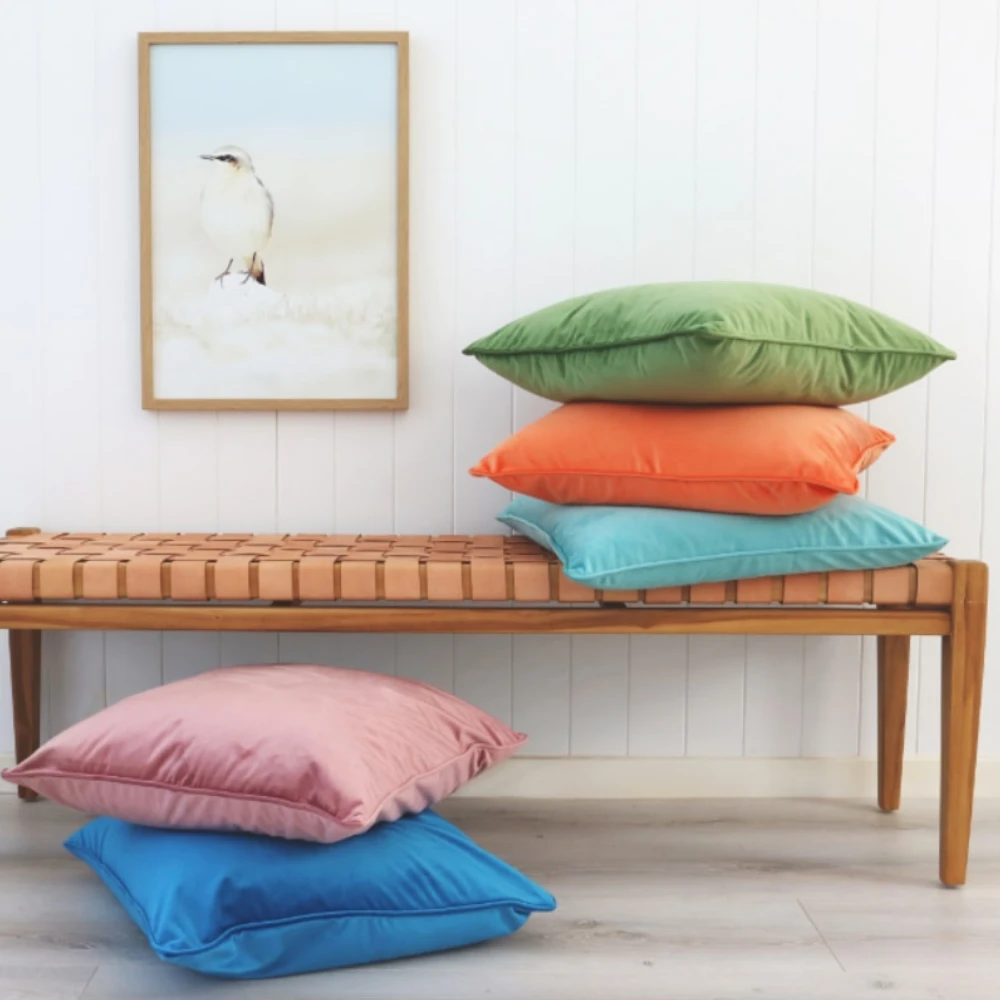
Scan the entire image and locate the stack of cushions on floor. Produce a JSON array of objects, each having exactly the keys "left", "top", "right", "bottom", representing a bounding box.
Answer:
[
  {"left": 2, "top": 665, "right": 555, "bottom": 979},
  {"left": 465, "top": 281, "right": 954, "bottom": 588}
]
